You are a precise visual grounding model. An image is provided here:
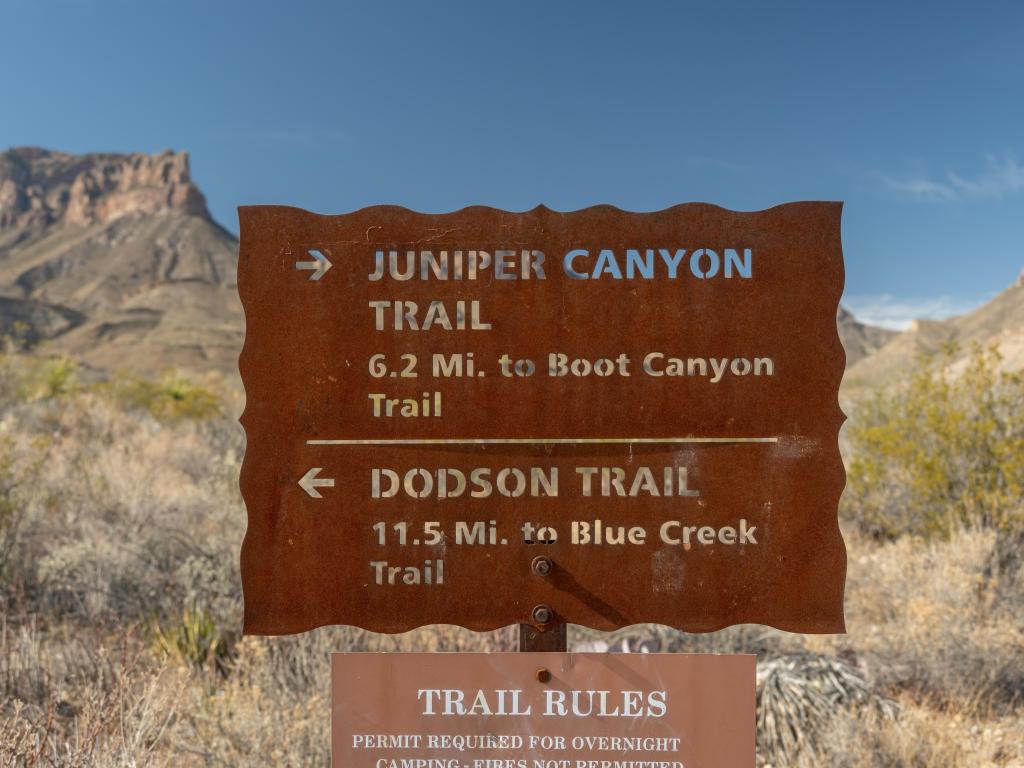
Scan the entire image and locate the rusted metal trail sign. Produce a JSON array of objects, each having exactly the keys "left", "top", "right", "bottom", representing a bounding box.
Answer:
[{"left": 238, "top": 203, "right": 847, "bottom": 637}]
